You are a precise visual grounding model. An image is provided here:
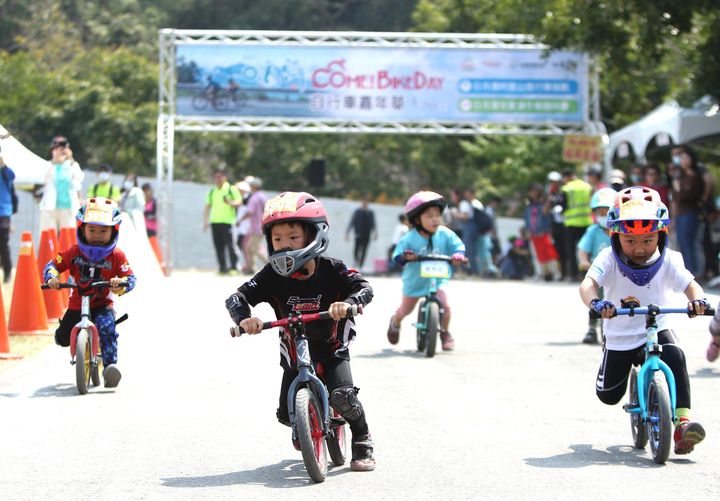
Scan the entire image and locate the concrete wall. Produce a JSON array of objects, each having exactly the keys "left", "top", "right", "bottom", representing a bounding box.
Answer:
[{"left": 11, "top": 176, "right": 523, "bottom": 272}]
